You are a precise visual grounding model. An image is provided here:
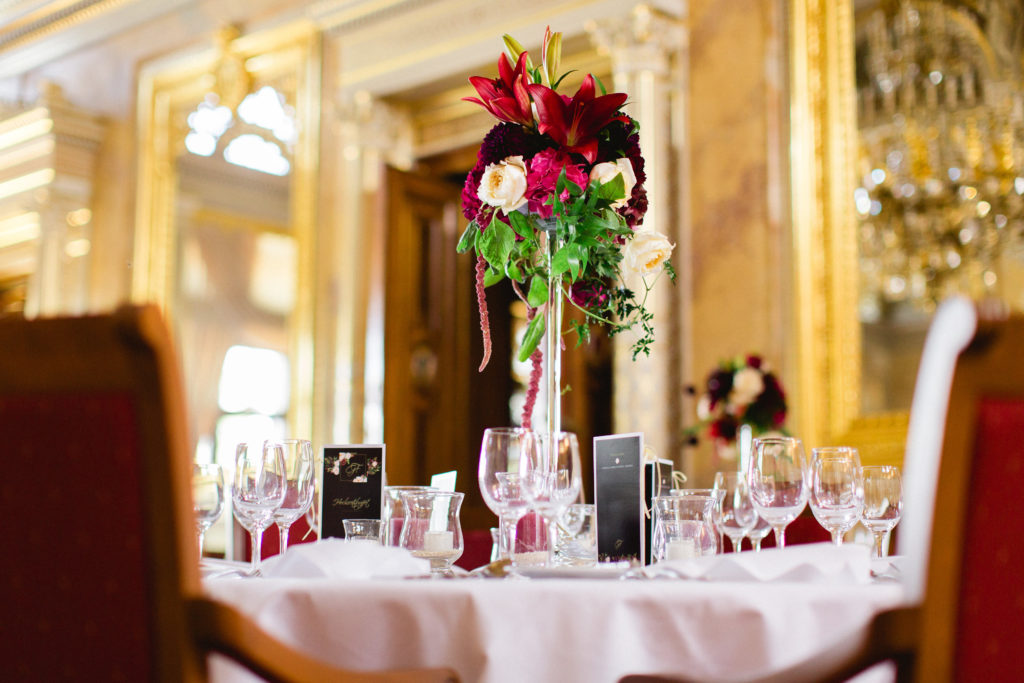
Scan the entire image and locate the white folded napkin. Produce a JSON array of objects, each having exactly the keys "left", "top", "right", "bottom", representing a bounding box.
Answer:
[
  {"left": 259, "top": 539, "right": 431, "bottom": 579},
  {"left": 646, "top": 542, "right": 872, "bottom": 584}
]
